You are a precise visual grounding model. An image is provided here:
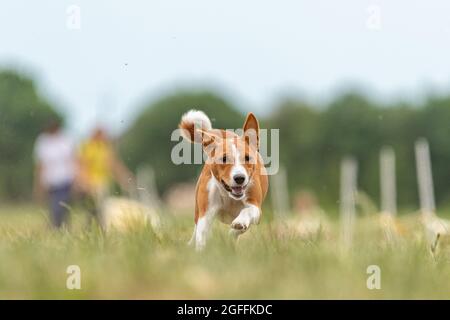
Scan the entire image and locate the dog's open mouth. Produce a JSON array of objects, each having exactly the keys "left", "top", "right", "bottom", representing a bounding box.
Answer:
[{"left": 221, "top": 180, "right": 246, "bottom": 199}]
